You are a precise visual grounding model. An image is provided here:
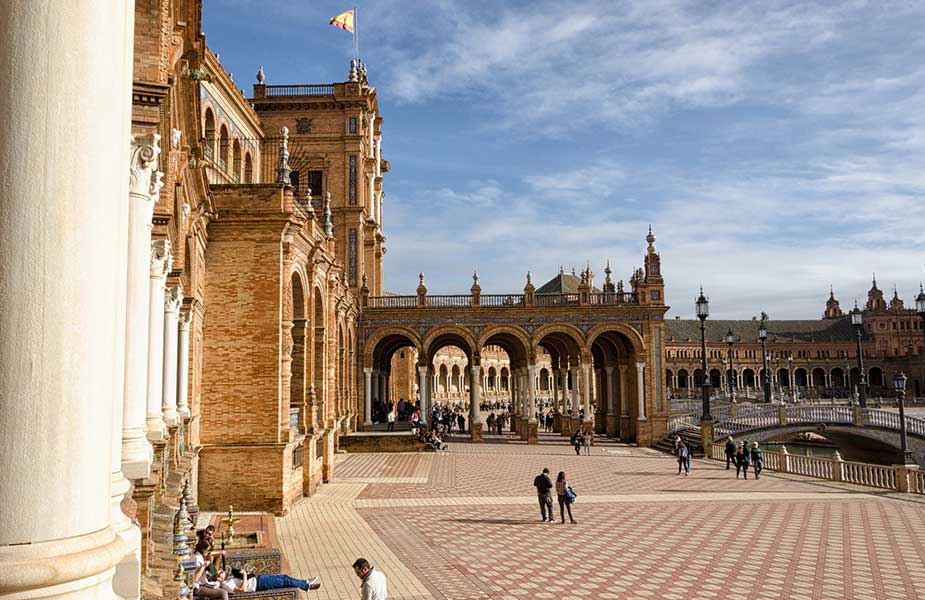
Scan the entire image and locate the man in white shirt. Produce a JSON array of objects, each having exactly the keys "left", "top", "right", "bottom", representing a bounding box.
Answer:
[{"left": 353, "top": 558, "right": 387, "bottom": 600}]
